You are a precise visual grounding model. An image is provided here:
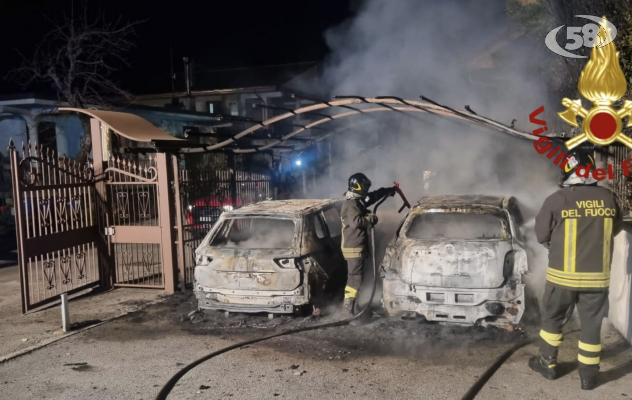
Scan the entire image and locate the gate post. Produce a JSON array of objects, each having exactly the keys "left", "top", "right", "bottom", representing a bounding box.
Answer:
[
  {"left": 91, "top": 118, "right": 114, "bottom": 291},
  {"left": 9, "top": 142, "right": 29, "bottom": 313},
  {"left": 229, "top": 153, "right": 237, "bottom": 208},
  {"left": 171, "top": 155, "right": 186, "bottom": 291},
  {"left": 156, "top": 152, "right": 177, "bottom": 293}
]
